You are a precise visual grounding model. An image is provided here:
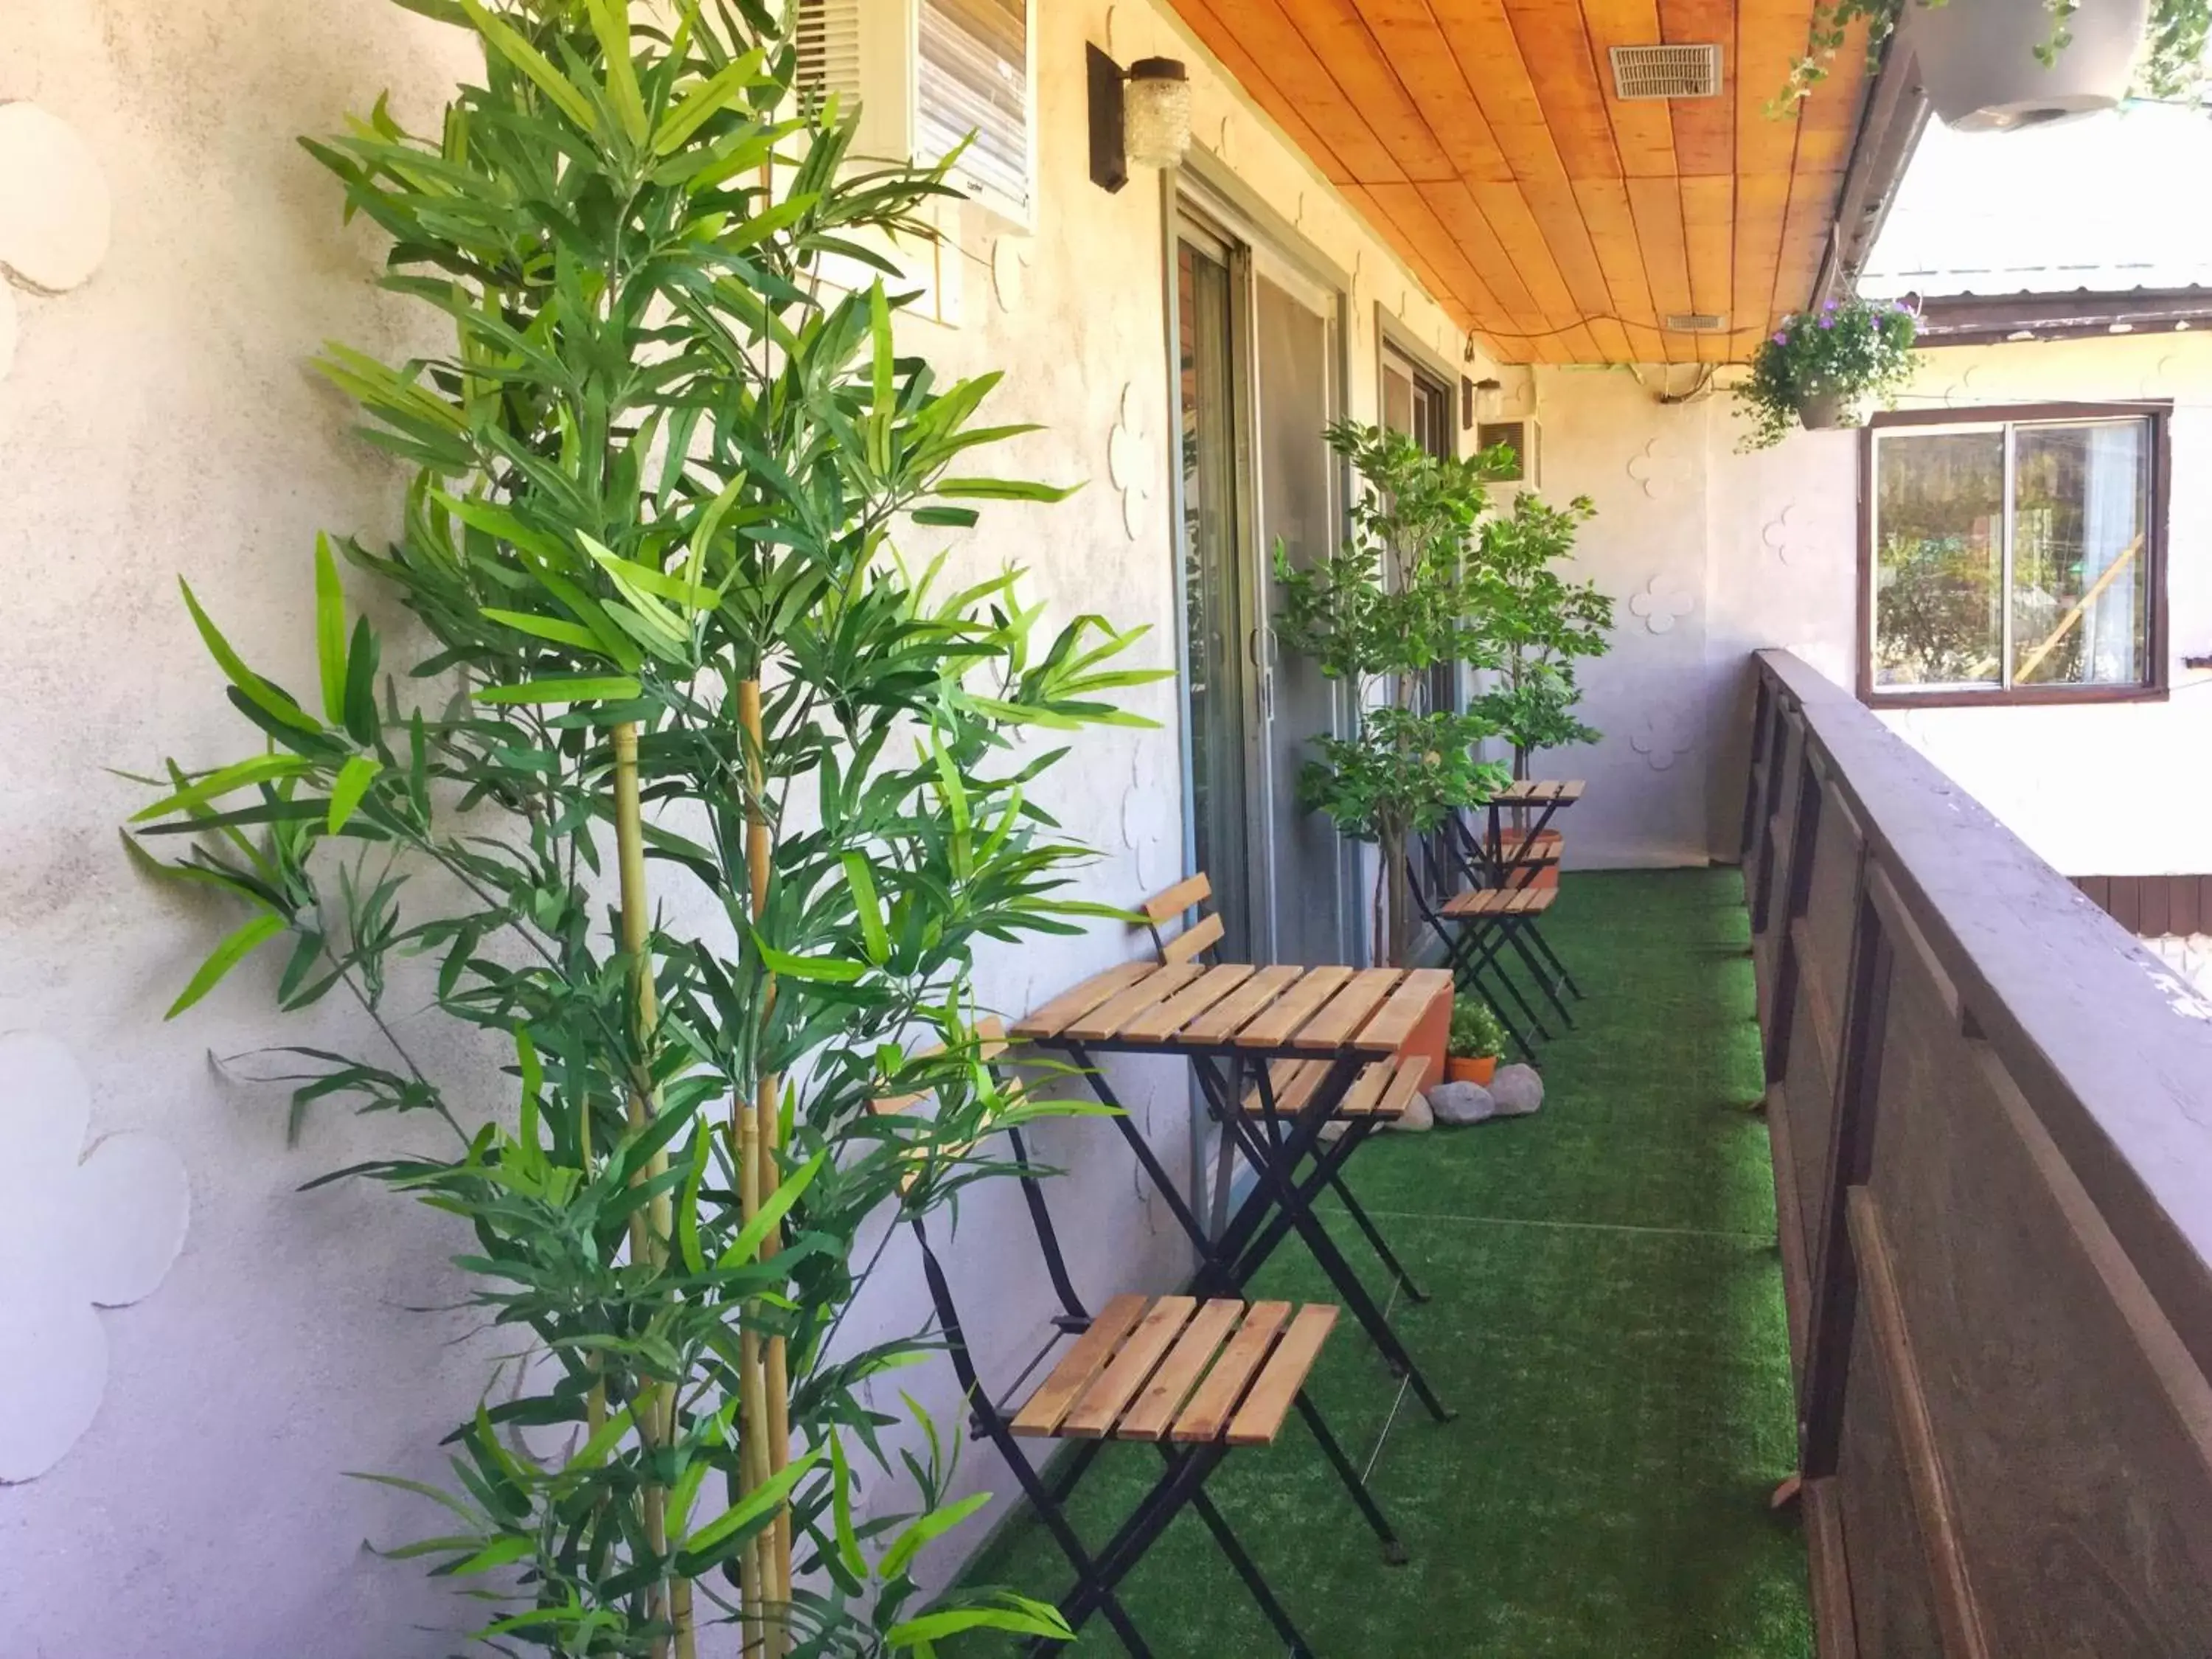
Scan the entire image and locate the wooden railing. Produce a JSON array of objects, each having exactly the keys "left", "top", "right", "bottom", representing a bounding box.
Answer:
[{"left": 1740, "top": 650, "right": 2212, "bottom": 1658}]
